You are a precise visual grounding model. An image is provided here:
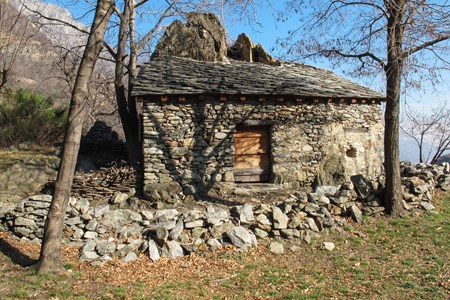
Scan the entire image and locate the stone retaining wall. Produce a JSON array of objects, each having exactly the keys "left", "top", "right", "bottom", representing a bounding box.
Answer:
[
  {"left": 1, "top": 162, "right": 448, "bottom": 265},
  {"left": 142, "top": 99, "right": 384, "bottom": 202}
]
